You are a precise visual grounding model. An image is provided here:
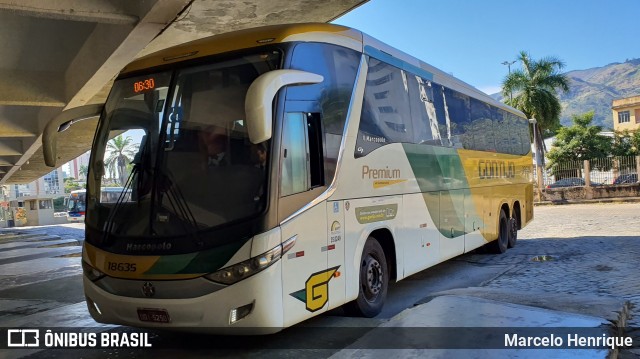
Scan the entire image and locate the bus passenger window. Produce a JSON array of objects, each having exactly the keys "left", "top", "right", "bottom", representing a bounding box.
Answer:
[
  {"left": 407, "top": 75, "right": 439, "bottom": 145},
  {"left": 356, "top": 59, "right": 413, "bottom": 157}
]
